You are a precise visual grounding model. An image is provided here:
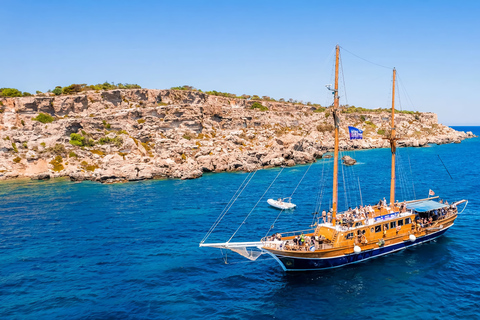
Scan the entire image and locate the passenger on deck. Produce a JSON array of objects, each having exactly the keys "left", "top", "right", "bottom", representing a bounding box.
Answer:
[
  {"left": 383, "top": 197, "right": 387, "bottom": 207},
  {"left": 327, "top": 210, "right": 332, "bottom": 223},
  {"left": 322, "top": 210, "right": 327, "bottom": 224}
]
